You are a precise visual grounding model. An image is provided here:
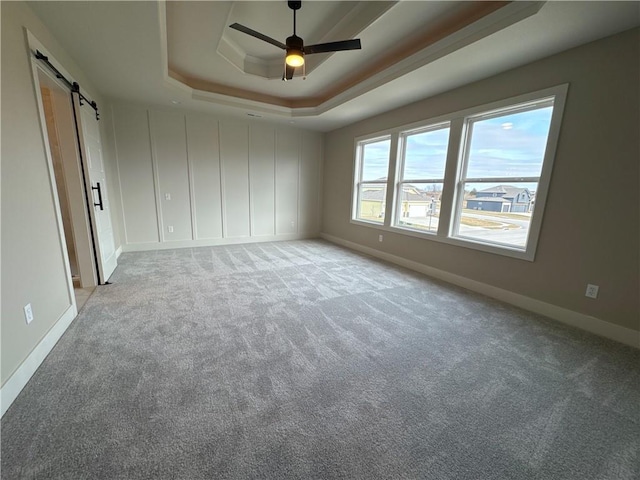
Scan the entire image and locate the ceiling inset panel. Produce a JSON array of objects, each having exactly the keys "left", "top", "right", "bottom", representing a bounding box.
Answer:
[
  {"left": 28, "top": 1, "right": 640, "bottom": 131},
  {"left": 165, "top": 1, "right": 535, "bottom": 109}
]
